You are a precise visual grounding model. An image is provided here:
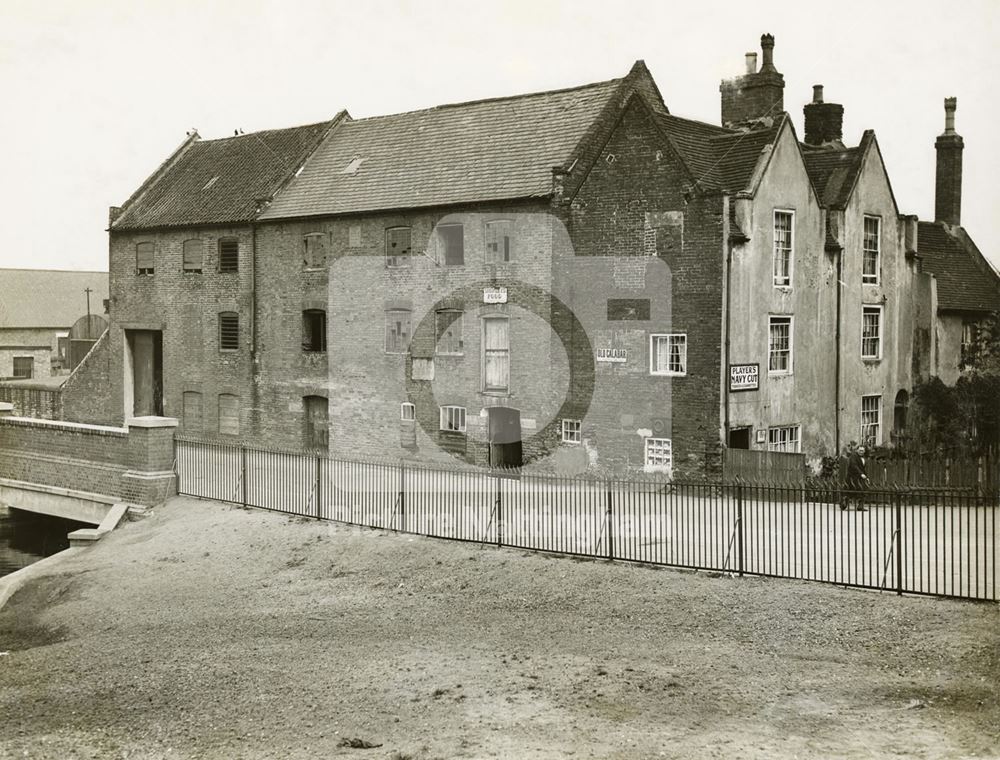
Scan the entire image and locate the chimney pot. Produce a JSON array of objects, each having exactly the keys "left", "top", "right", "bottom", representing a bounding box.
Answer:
[
  {"left": 760, "top": 33, "right": 776, "bottom": 71},
  {"left": 812, "top": 84, "right": 824, "bottom": 104},
  {"left": 745, "top": 52, "right": 757, "bottom": 74},
  {"left": 944, "top": 96, "right": 957, "bottom": 133}
]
